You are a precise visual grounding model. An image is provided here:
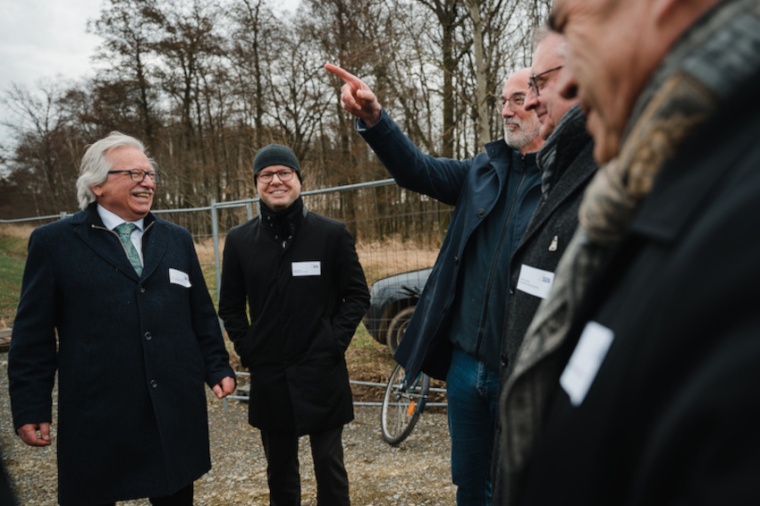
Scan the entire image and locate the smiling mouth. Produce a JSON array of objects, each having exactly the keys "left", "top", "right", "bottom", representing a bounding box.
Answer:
[{"left": 133, "top": 191, "right": 154, "bottom": 199}]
